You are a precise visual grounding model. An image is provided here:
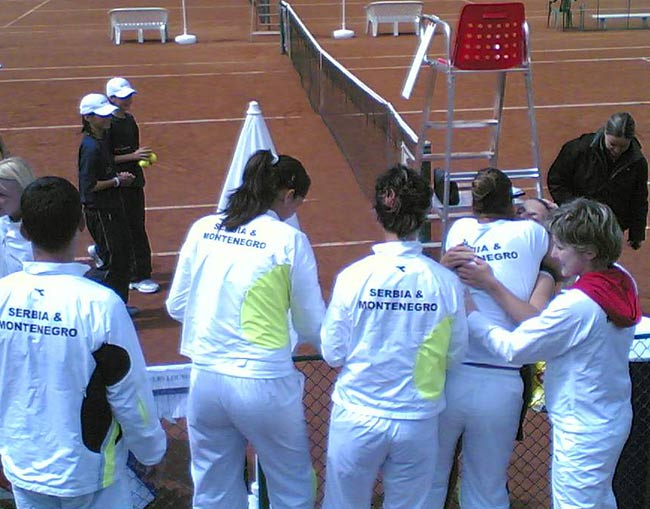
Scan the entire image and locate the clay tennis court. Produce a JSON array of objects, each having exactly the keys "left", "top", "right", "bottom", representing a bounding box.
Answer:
[{"left": 1, "top": 0, "right": 649, "bottom": 506}]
